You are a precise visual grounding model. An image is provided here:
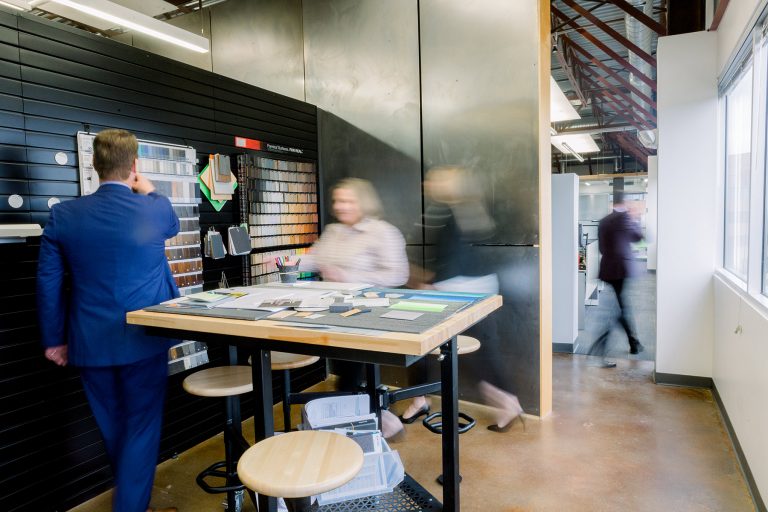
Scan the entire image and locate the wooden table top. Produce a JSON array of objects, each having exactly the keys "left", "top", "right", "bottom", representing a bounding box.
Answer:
[
  {"left": 237, "top": 430, "right": 364, "bottom": 498},
  {"left": 127, "top": 295, "right": 502, "bottom": 357}
]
